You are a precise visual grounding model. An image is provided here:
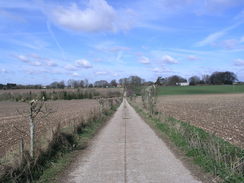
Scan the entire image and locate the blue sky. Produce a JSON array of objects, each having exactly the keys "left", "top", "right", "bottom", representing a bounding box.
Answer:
[{"left": 0, "top": 0, "right": 244, "bottom": 84}]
